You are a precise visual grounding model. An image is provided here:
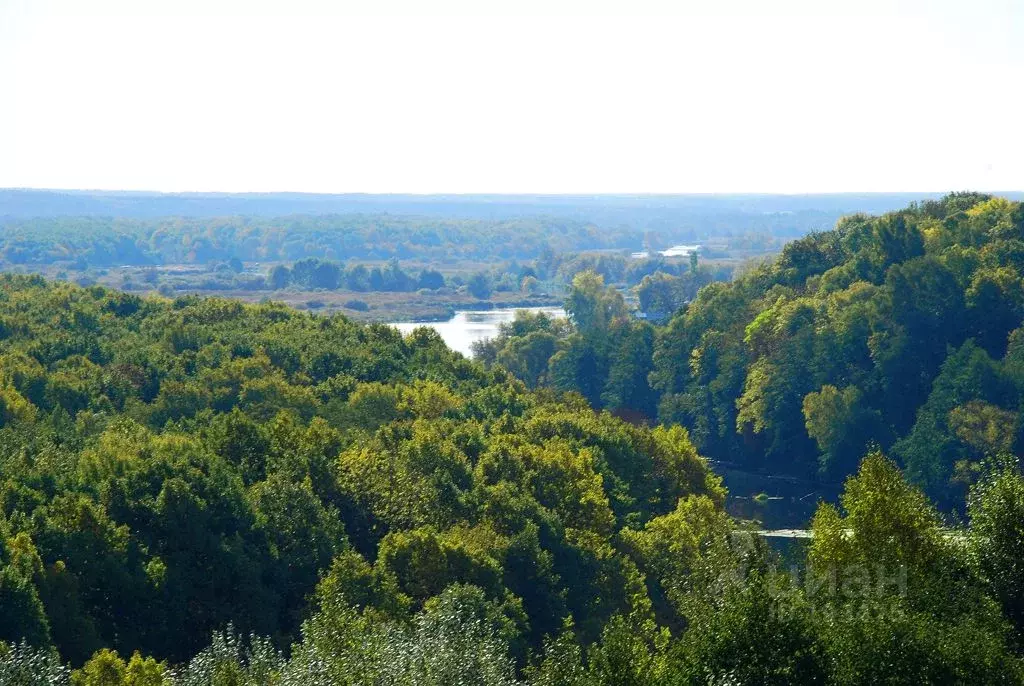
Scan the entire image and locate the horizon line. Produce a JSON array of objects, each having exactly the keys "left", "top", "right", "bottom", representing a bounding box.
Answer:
[{"left": 4, "top": 187, "right": 1024, "bottom": 198}]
